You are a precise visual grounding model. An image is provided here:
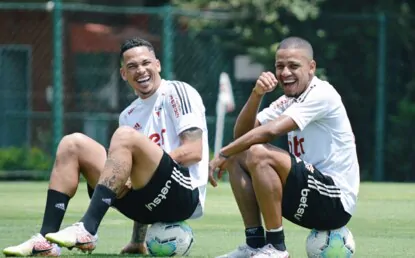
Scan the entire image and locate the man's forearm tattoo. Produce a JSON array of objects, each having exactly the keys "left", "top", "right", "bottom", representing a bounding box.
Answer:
[{"left": 132, "top": 222, "right": 148, "bottom": 243}]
